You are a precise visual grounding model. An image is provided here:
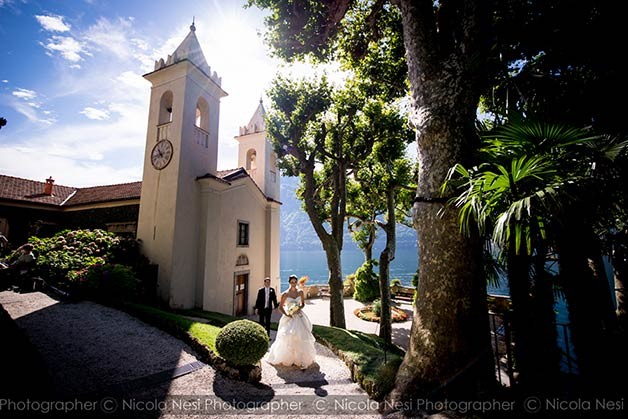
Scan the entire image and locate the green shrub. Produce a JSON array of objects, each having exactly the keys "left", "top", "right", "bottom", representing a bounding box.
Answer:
[
  {"left": 353, "top": 260, "right": 380, "bottom": 303},
  {"left": 343, "top": 274, "right": 356, "bottom": 296},
  {"left": 29, "top": 229, "right": 150, "bottom": 299},
  {"left": 390, "top": 278, "right": 402, "bottom": 287},
  {"left": 215, "top": 320, "right": 269, "bottom": 366},
  {"left": 69, "top": 263, "right": 139, "bottom": 299},
  {"left": 31, "top": 229, "right": 120, "bottom": 285},
  {"left": 371, "top": 299, "right": 382, "bottom": 317}
]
